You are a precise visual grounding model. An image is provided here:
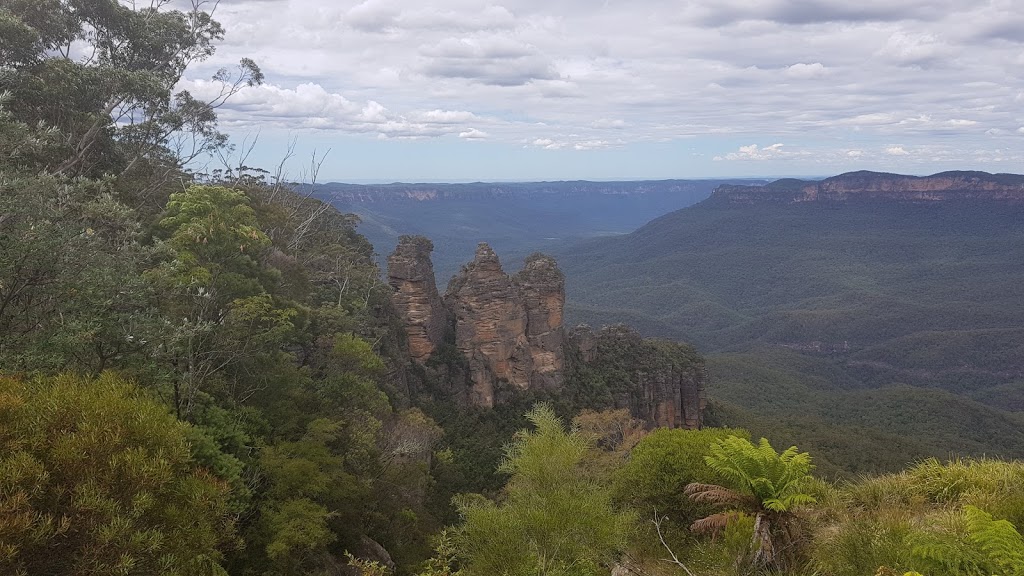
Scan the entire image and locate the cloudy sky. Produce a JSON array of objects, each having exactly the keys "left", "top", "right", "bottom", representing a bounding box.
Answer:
[{"left": 180, "top": 0, "right": 1024, "bottom": 181}]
